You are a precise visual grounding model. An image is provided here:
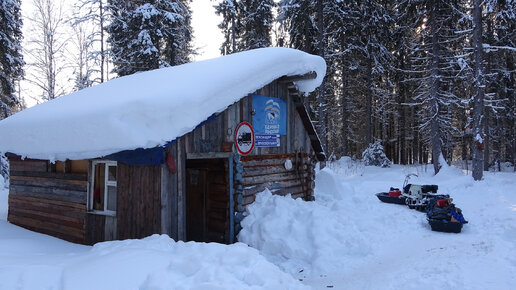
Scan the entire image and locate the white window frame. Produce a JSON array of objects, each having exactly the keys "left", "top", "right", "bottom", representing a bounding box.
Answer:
[{"left": 89, "top": 160, "right": 117, "bottom": 216}]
